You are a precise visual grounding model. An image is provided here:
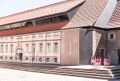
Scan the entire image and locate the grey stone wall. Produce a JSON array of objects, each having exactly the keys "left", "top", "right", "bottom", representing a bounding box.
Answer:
[{"left": 107, "top": 30, "right": 120, "bottom": 65}]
